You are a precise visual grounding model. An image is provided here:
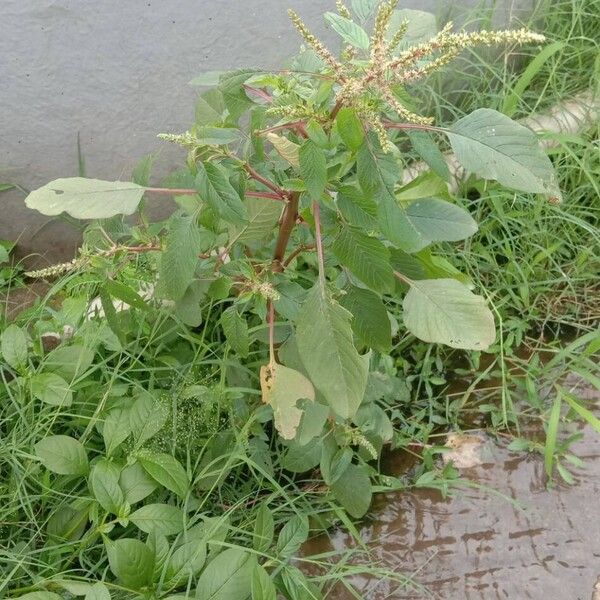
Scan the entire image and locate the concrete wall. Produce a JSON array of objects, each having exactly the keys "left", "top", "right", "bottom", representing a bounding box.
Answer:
[{"left": 0, "top": 0, "right": 531, "bottom": 264}]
